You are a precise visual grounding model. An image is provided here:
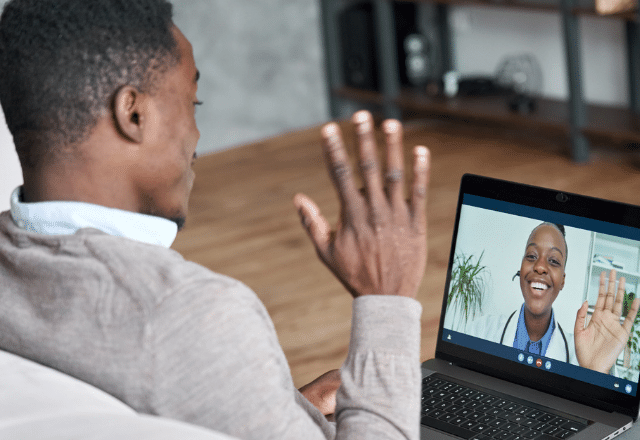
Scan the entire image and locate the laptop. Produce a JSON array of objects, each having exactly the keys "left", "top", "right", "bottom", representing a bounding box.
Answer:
[{"left": 421, "top": 174, "right": 640, "bottom": 440}]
